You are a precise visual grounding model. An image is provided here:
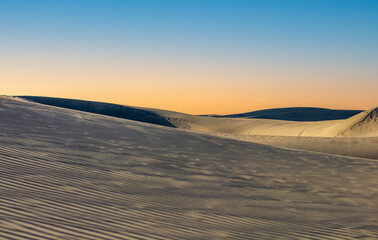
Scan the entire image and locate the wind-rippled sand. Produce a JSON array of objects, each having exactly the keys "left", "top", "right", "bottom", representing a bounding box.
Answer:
[{"left": 1, "top": 96, "right": 378, "bottom": 239}]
